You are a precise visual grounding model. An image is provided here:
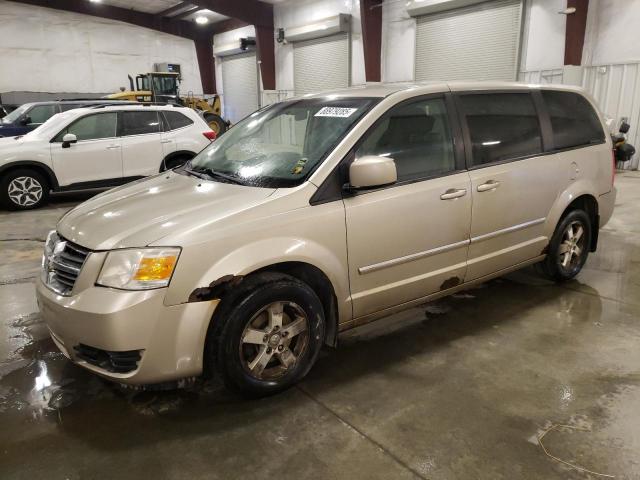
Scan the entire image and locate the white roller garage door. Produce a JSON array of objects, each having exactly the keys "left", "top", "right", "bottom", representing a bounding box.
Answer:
[
  {"left": 221, "top": 52, "right": 259, "bottom": 124},
  {"left": 415, "top": 0, "right": 522, "bottom": 82},
  {"left": 294, "top": 32, "right": 350, "bottom": 95}
]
